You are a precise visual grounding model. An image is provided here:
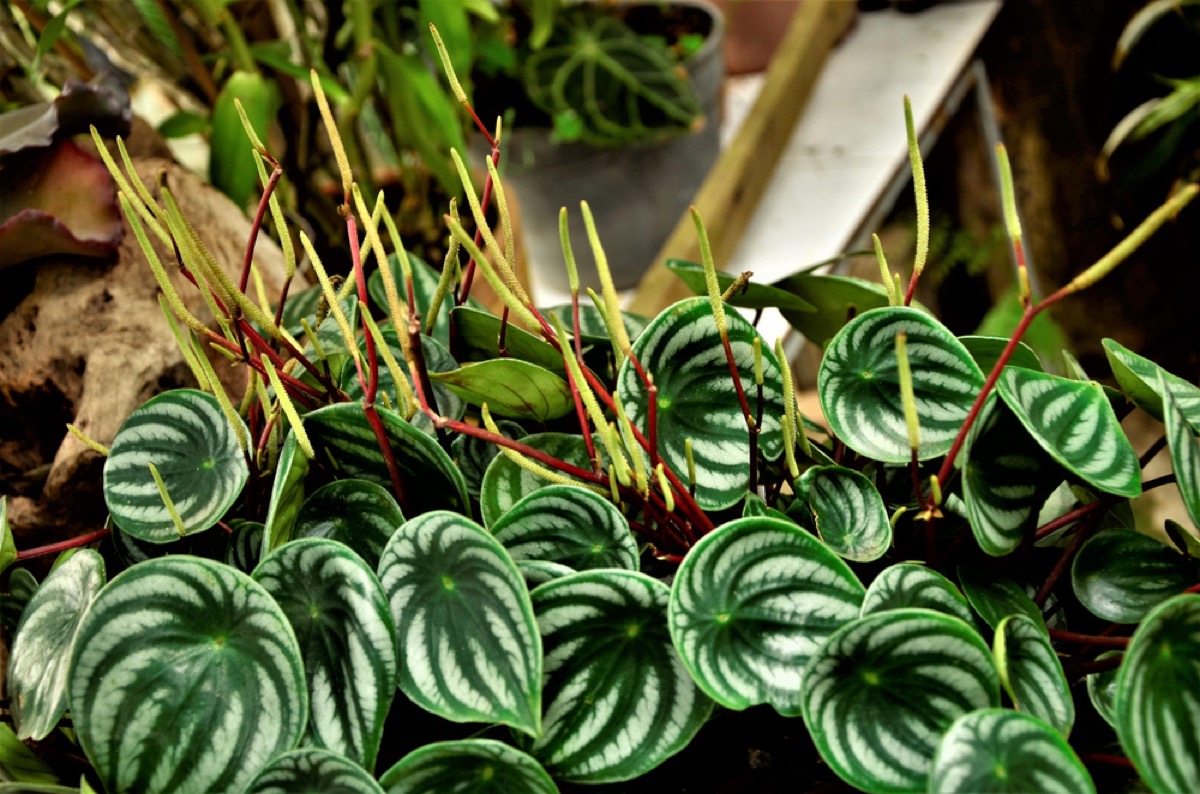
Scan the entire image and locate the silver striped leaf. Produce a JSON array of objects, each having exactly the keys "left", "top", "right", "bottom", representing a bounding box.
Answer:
[
  {"left": 1104, "top": 337, "right": 1200, "bottom": 430},
  {"left": 668, "top": 516, "right": 865, "bottom": 716},
  {"left": 994, "top": 614, "right": 1075, "bottom": 736},
  {"left": 860, "top": 563, "right": 974, "bottom": 625},
  {"left": 616, "top": 297, "right": 785, "bottom": 510},
  {"left": 959, "top": 563, "right": 1048, "bottom": 634},
  {"left": 378, "top": 739, "right": 558, "bottom": 794},
  {"left": 0, "top": 567, "right": 37, "bottom": 639},
  {"left": 817, "top": 307, "right": 984, "bottom": 463},
  {"left": 796, "top": 465, "right": 891, "bottom": 562},
  {"left": 69, "top": 556, "right": 307, "bottom": 794},
  {"left": 489, "top": 485, "right": 638, "bottom": 573},
  {"left": 263, "top": 430, "right": 310, "bottom": 557},
  {"left": 254, "top": 540, "right": 397, "bottom": 771},
  {"left": 1162, "top": 371, "right": 1200, "bottom": 531},
  {"left": 294, "top": 479, "right": 404, "bottom": 569},
  {"left": 1071, "top": 528, "right": 1198, "bottom": 624},
  {"left": 103, "top": 389, "right": 249, "bottom": 543},
  {"left": 516, "top": 560, "right": 578, "bottom": 586},
  {"left": 801, "top": 608, "right": 1000, "bottom": 793},
  {"left": 243, "top": 748, "right": 384, "bottom": 793},
  {"left": 478, "top": 432, "right": 595, "bottom": 527},
  {"left": 8, "top": 550, "right": 106, "bottom": 740},
  {"left": 303, "top": 403, "right": 469, "bottom": 518},
  {"left": 929, "top": 709, "right": 1095, "bottom": 794},
  {"left": 1115, "top": 593, "right": 1200, "bottom": 793},
  {"left": 997, "top": 367, "right": 1141, "bottom": 498},
  {"left": 452, "top": 419, "right": 526, "bottom": 498},
  {"left": 1086, "top": 650, "right": 1122, "bottom": 728},
  {"left": 530, "top": 570, "right": 712, "bottom": 783},
  {"left": 224, "top": 519, "right": 264, "bottom": 573},
  {"left": 377, "top": 511, "right": 541, "bottom": 737}
]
